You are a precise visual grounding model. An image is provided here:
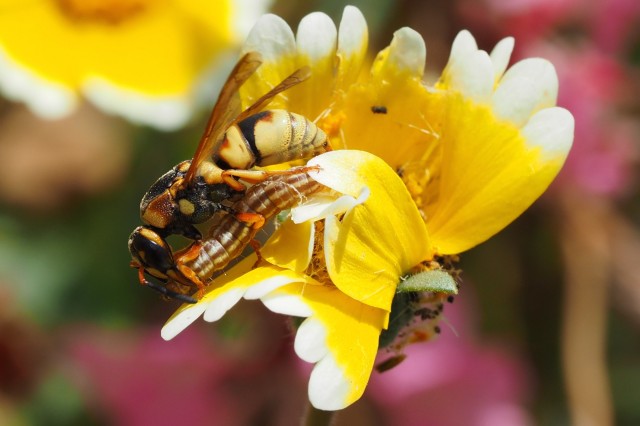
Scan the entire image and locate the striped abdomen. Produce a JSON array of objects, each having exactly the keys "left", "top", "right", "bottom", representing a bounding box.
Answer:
[
  {"left": 217, "top": 110, "right": 329, "bottom": 170},
  {"left": 183, "top": 168, "right": 325, "bottom": 282}
]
